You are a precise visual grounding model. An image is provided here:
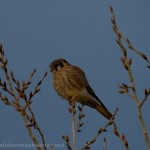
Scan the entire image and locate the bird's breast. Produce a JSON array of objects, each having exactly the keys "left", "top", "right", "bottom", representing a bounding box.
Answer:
[{"left": 53, "top": 70, "right": 76, "bottom": 99}]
